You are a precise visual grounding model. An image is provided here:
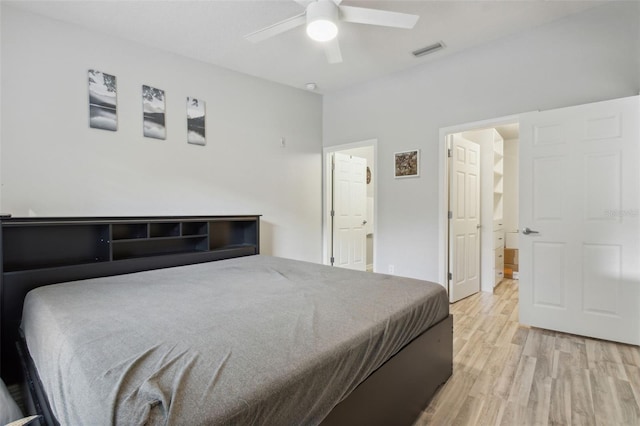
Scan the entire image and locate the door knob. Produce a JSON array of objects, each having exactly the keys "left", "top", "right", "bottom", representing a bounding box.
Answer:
[
  {"left": 522, "top": 227, "right": 539, "bottom": 235},
  {"left": 362, "top": 220, "right": 368, "bottom": 225}
]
